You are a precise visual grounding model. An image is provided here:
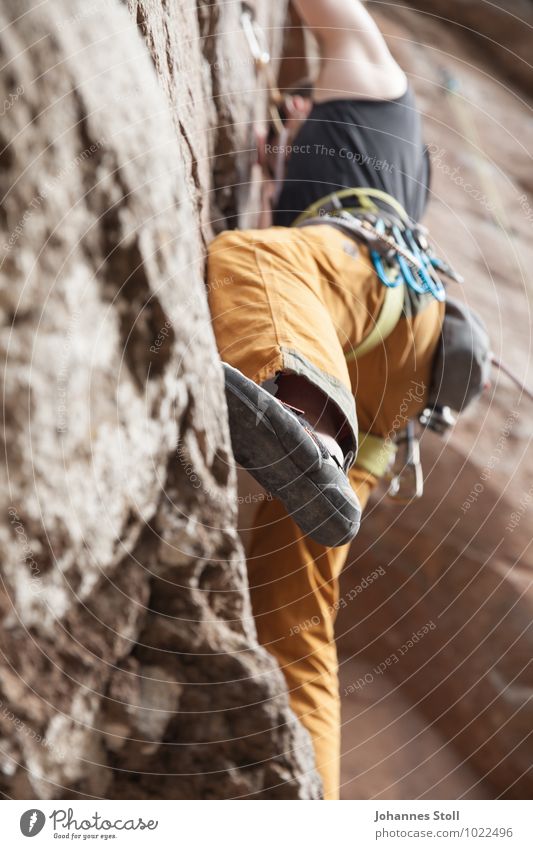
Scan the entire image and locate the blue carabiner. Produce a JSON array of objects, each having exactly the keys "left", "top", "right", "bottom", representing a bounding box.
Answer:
[
  {"left": 404, "top": 229, "right": 446, "bottom": 301},
  {"left": 370, "top": 218, "right": 402, "bottom": 288},
  {"left": 370, "top": 218, "right": 446, "bottom": 301},
  {"left": 370, "top": 250, "right": 402, "bottom": 288},
  {"left": 391, "top": 225, "right": 426, "bottom": 294}
]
